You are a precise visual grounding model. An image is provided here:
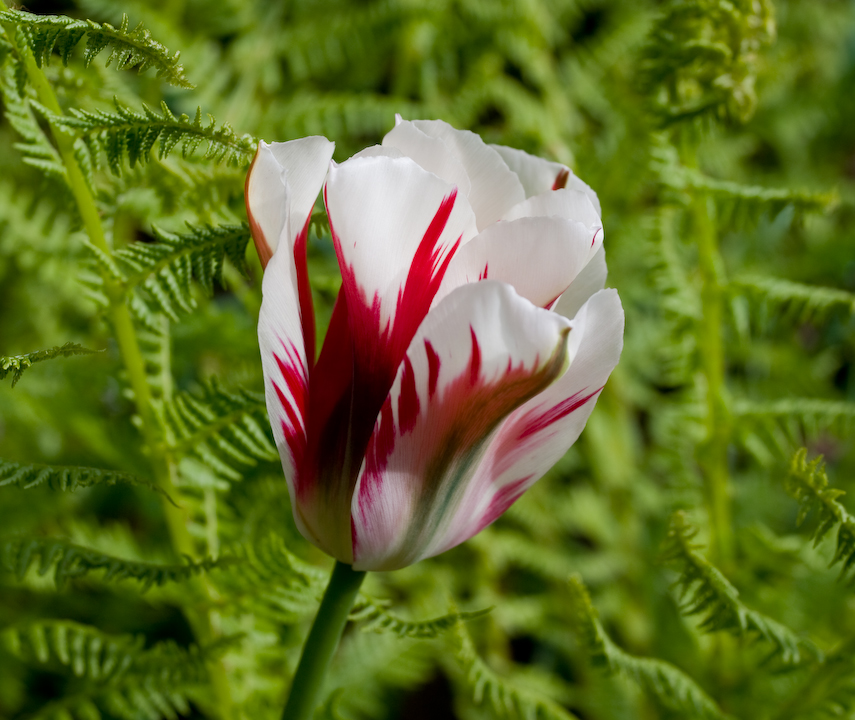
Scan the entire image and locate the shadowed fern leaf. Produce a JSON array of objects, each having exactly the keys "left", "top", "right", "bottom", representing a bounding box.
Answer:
[
  {"left": 785, "top": 448, "right": 855, "bottom": 580},
  {"left": 1, "top": 342, "right": 100, "bottom": 387},
  {"left": 449, "top": 621, "right": 577, "bottom": 720},
  {"left": 0, "top": 10, "right": 192, "bottom": 87},
  {"left": 0, "top": 458, "right": 167, "bottom": 499},
  {"left": 51, "top": 99, "right": 256, "bottom": 173},
  {"left": 0, "top": 536, "right": 227, "bottom": 590},
  {"left": 662, "top": 512, "right": 817, "bottom": 664},
  {"left": 3, "top": 619, "right": 212, "bottom": 720},
  {"left": 350, "top": 597, "right": 492, "bottom": 639},
  {"left": 567, "top": 574, "right": 730, "bottom": 720},
  {"left": 157, "top": 379, "right": 276, "bottom": 480}
]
